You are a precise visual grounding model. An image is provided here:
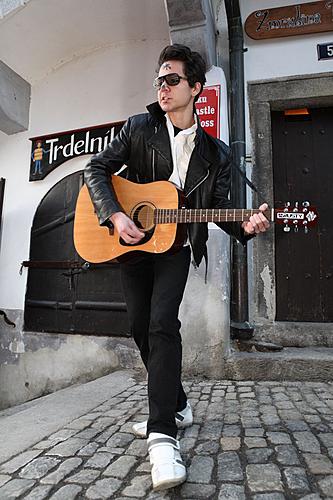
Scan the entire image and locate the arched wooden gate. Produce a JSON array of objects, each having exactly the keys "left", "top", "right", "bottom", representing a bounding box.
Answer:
[{"left": 24, "top": 171, "right": 130, "bottom": 336}]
